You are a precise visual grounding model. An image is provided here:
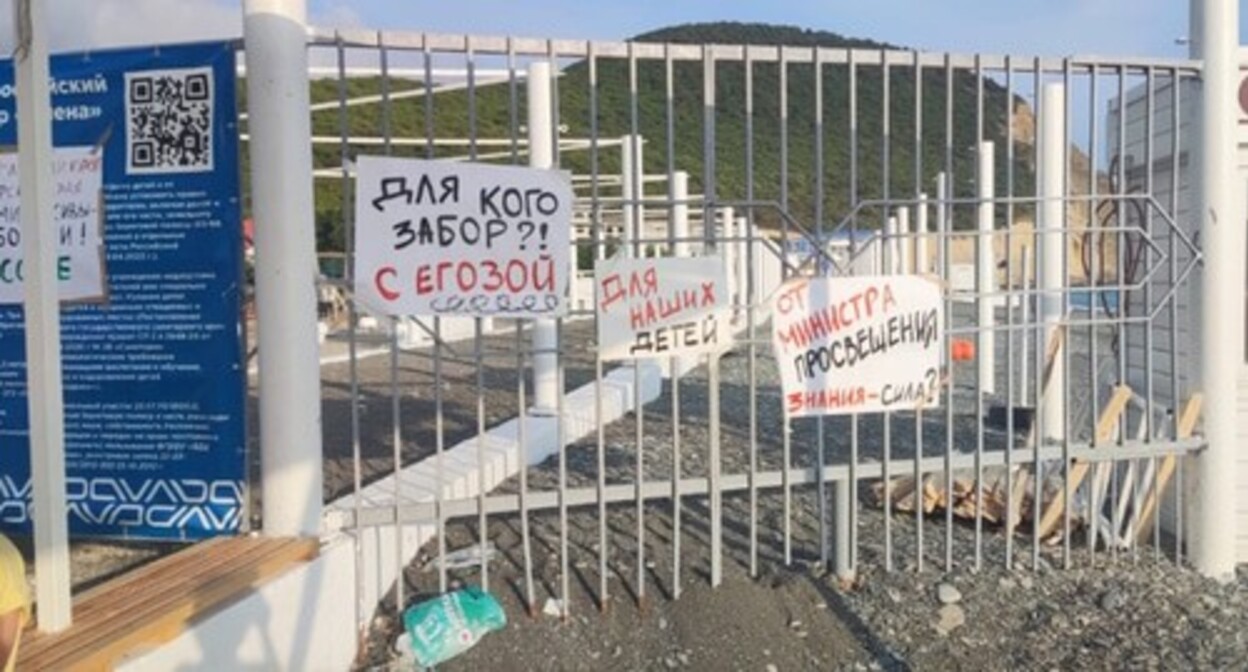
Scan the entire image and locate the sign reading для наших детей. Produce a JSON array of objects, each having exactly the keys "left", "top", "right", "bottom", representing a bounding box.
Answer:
[
  {"left": 595, "top": 255, "right": 729, "bottom": 361},
  {"left": 772, "top": 276, "right": 943, "bottom": 418},
  {"left": 354, "top": 156, "right": 572, "bottom": 318}
]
